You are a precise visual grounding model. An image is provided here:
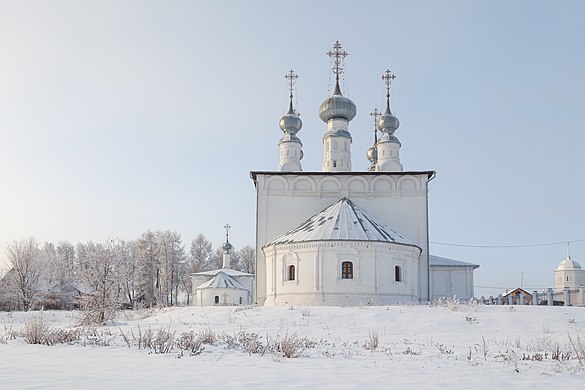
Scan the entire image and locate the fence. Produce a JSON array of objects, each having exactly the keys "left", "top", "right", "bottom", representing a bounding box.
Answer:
[{"left": 478, "top": 286, "right": 585, "bottom": 307}]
